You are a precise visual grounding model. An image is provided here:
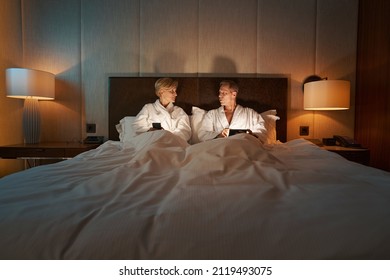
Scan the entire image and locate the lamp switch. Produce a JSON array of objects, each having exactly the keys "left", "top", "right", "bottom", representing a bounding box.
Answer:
[
  {"left": 86, "top": 123, "right": 96, "bottom": 133},
  {"left": 299, "top": 126, "right": 309, "bottom": 136}
]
